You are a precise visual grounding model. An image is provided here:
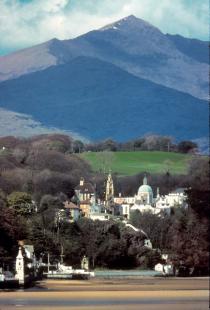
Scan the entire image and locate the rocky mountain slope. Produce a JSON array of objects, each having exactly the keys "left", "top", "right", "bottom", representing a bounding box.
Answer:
[
  {"left": 0, "top": 15, "right": 208, "bottom": 99},
  {"left": 0, "top": 15, "right": 208, "bottom": 144},
  {"left": 0, "top": 57, "right": 207, "bottom": 142}
]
